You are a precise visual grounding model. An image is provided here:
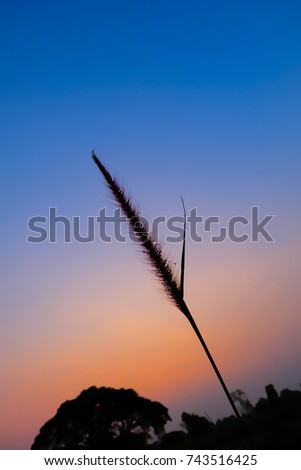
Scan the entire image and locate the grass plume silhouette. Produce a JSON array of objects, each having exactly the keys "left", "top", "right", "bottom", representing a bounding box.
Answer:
[{"left": 92, "top": 151, "right": 240, "bottom": 419}]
